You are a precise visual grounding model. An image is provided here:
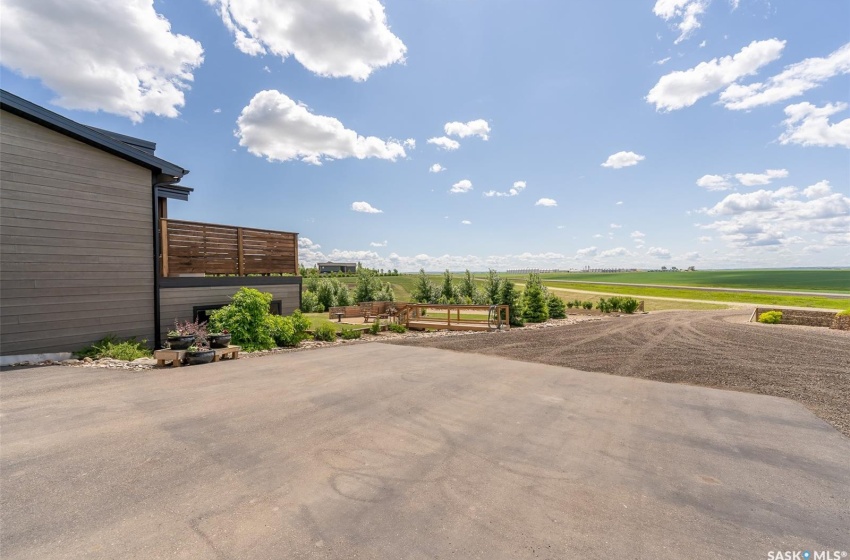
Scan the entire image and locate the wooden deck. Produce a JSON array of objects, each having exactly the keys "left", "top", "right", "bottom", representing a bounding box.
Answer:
[{"left": 400, "top": 304, "right": 510, "bottom": 332}]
